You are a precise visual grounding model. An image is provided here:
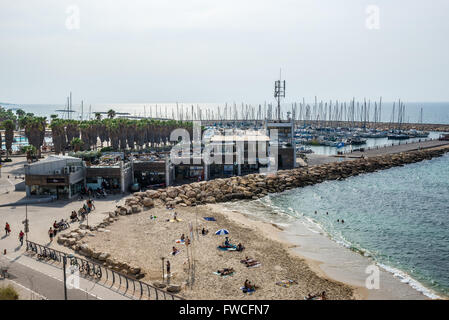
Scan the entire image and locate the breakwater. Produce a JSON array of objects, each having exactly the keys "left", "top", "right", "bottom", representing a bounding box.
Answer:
[{"left": 124, "top": 145, "right": 449, "bottom": 210}]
